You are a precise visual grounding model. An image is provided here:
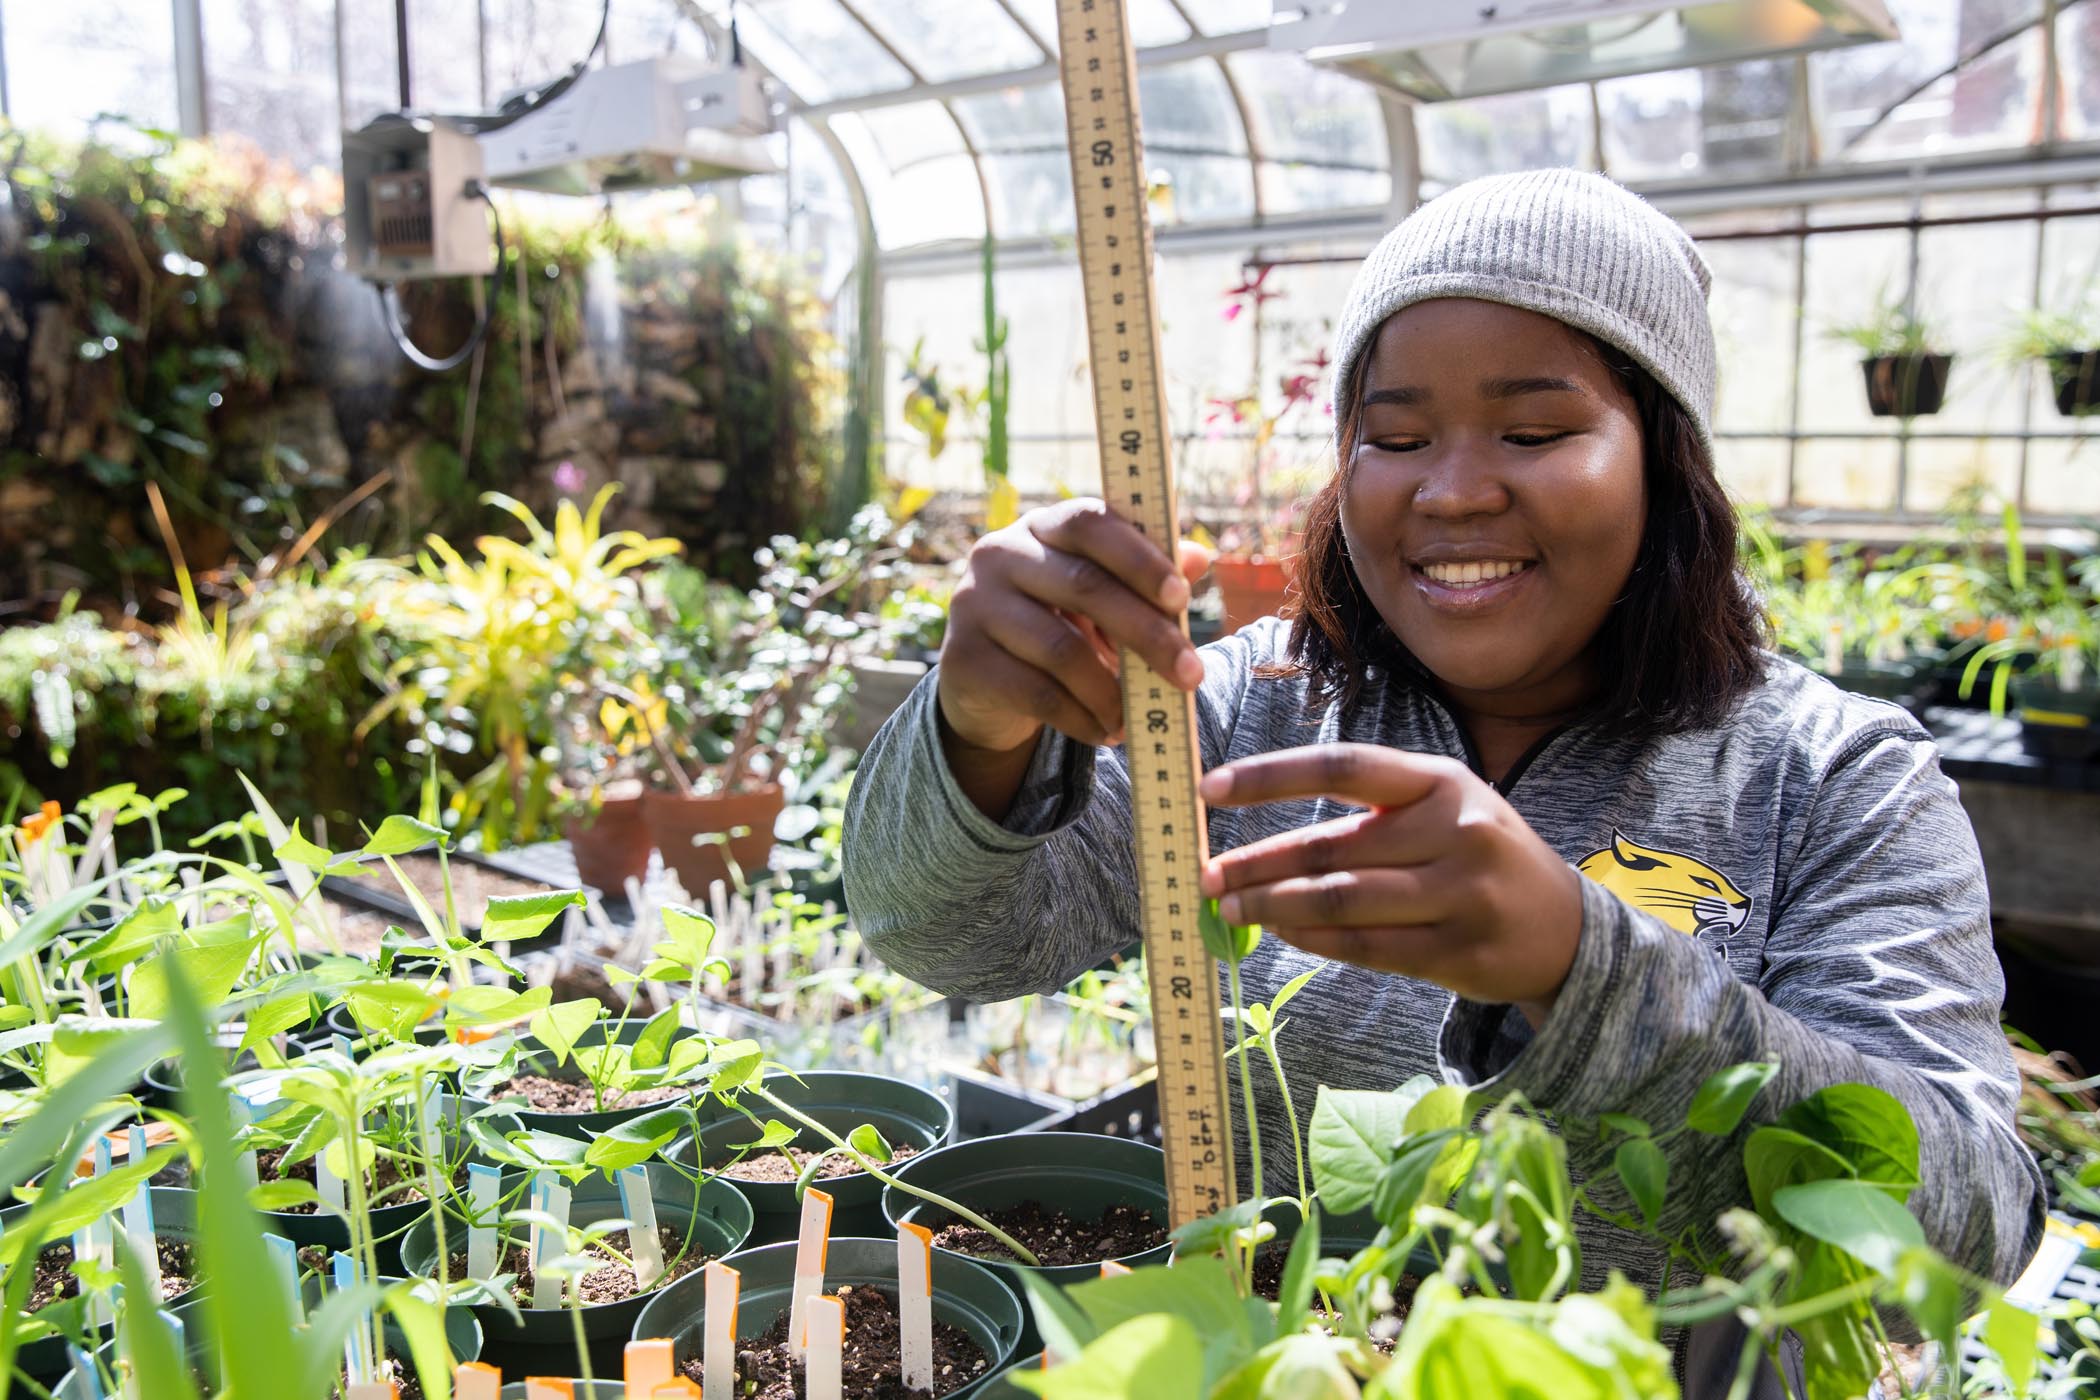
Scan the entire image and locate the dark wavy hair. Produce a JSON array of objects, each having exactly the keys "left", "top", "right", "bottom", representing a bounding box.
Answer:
[{"left": 1280, "top": 335, "right": 1768, "bottom": 736}]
